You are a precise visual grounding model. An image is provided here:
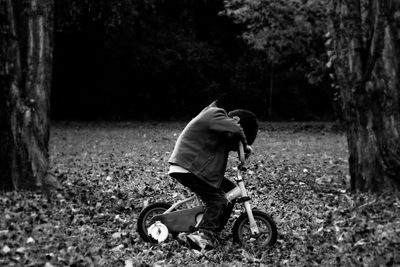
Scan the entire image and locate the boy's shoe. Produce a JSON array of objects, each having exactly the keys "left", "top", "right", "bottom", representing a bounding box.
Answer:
[{"left": 186, "top": 231, "right": 214, "bottom": 251}]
